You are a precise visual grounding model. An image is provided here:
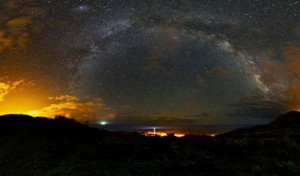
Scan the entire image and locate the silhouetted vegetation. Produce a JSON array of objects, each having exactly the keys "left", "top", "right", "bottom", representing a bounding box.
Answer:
[{"left": 0, "top": 113, "right": 300, "bottom": 176}]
